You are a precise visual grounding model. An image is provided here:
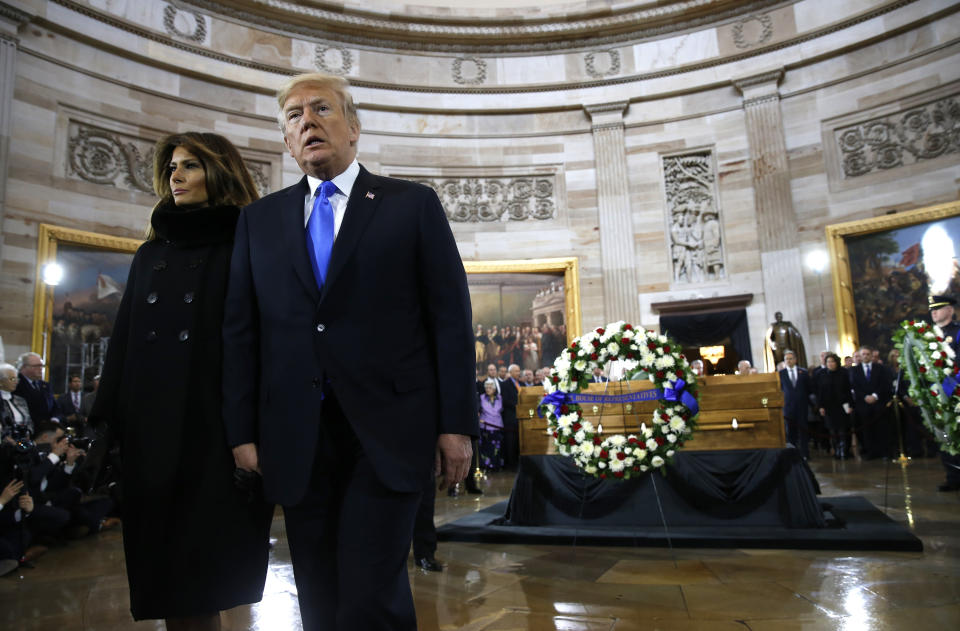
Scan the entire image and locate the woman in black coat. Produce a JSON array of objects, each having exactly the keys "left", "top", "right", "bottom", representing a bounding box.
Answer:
[
  {"left": 817, "top": 353, "right": 855, "bottom": 459},
  {"left": 91, "top": 132, "right": 273, "bottom": 630}
]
